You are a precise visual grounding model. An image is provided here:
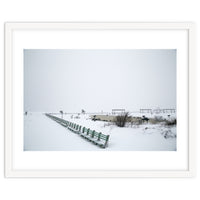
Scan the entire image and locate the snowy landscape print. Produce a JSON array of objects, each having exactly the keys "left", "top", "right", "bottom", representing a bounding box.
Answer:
[{"left": 24, "top": 49, "right": 176, "bottom": 151}]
